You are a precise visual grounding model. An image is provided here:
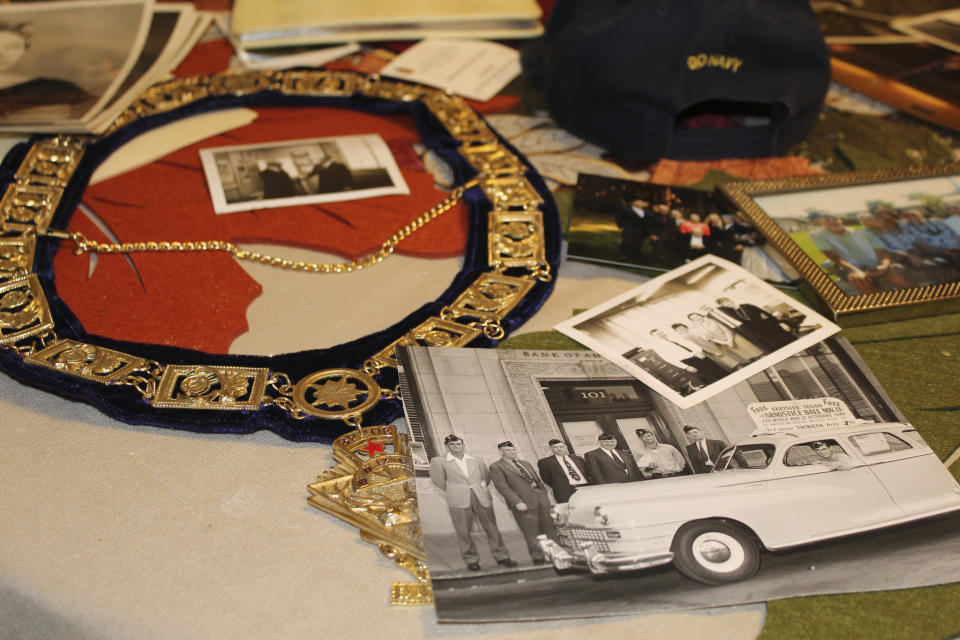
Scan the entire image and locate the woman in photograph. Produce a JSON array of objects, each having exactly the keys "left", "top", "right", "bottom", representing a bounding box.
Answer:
[{"left": 0, "top": 22, "right": 92, "bottom": 120}]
